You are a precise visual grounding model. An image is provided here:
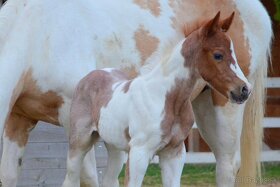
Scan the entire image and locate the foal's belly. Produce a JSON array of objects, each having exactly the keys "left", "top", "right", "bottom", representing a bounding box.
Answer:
[
  {"left": 97, "top": 97, "right": 130, "bottom": 151},
  {"left": 98, "top": 117, "right": 129, "bottom": 151}
]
